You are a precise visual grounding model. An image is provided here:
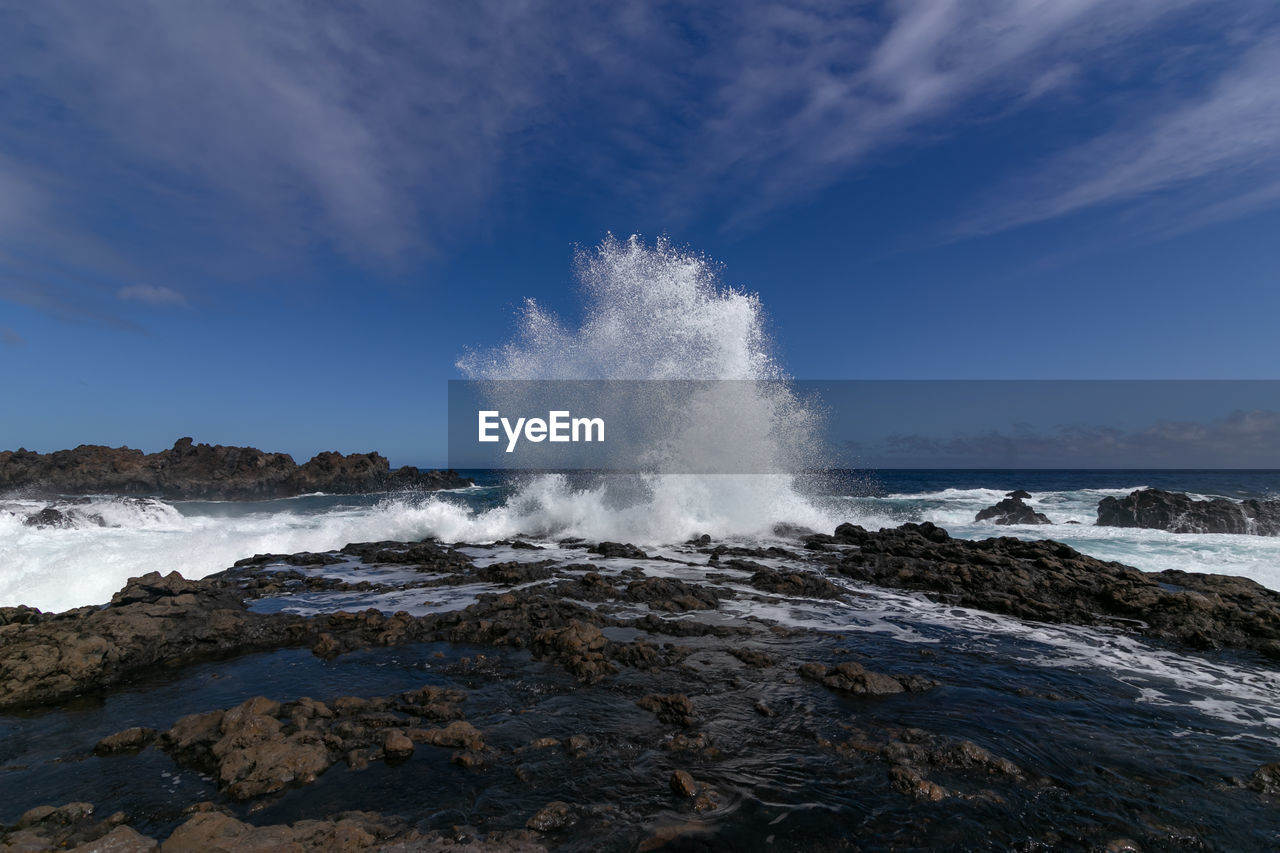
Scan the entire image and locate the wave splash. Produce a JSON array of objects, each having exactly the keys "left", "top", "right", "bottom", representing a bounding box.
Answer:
[{"left": 449, "top": 234, "right": 835, "bottom": 542}]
